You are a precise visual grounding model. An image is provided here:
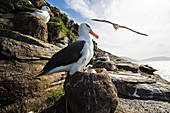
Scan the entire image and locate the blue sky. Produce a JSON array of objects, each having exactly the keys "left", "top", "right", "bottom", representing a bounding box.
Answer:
[
  {"left": 46, "top": 0, "right": 170, "bottom": 60},
  {"left": 46, "top": 0, "right": 86, "bottom": 23}
]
